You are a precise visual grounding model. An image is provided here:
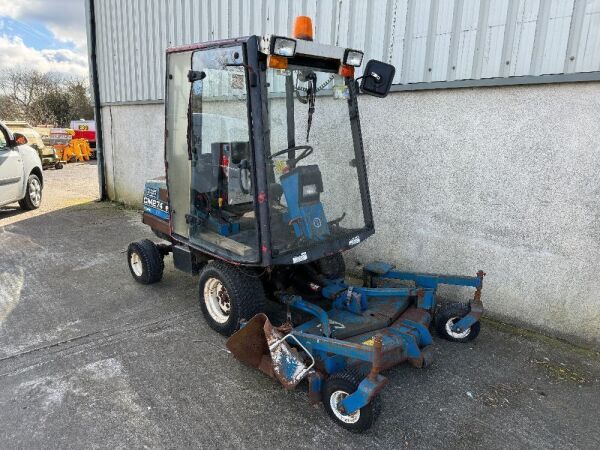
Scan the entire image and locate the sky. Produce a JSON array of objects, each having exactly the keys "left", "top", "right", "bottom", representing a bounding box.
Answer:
[{"left": 0, "top": 0, "right": 89, "bottom": 78}]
